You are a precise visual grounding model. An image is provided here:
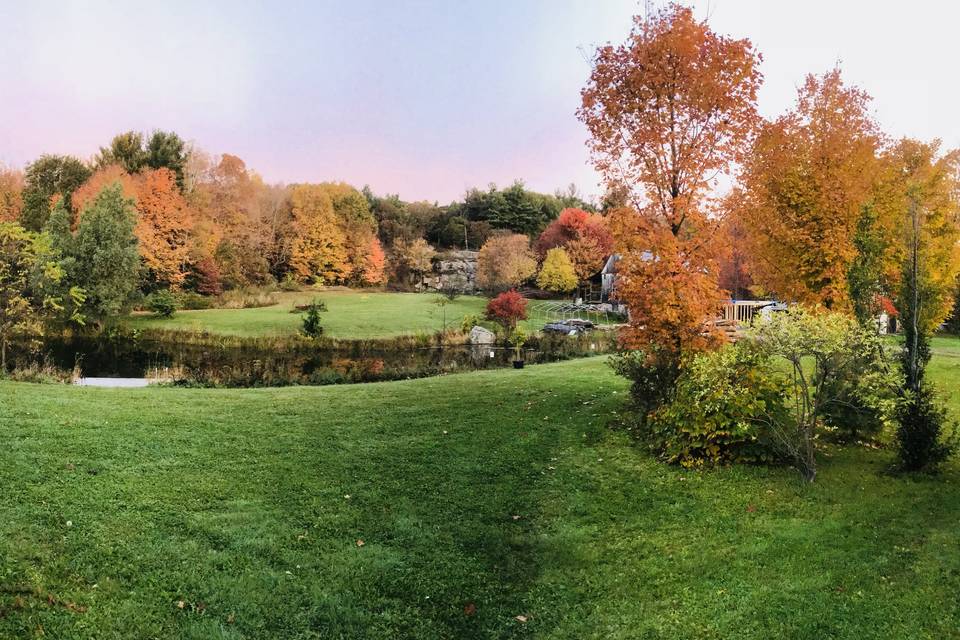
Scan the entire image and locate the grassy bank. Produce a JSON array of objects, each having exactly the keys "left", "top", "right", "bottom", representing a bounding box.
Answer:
[
  {"left": 126, "top": 290, "right": 490, "bottom": 338},
  {"left": 2, "top": 353, "right": 960, "bottom": 638}
]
